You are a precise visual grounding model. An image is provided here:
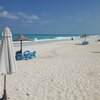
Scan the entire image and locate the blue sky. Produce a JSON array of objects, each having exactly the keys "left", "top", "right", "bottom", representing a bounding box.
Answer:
[{"left": 0, "top": 0, "right": 100, "bottom": 34}]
